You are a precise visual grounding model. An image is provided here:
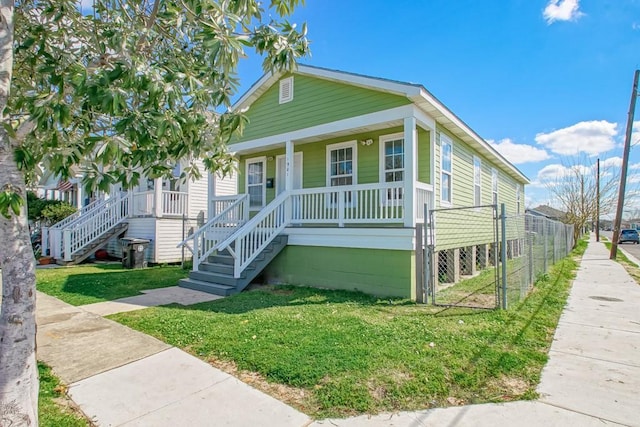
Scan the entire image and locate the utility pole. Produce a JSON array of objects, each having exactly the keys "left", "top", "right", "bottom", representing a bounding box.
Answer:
[
  {"left": 596, "top": 158, "right": 600, "bottom": 242},
  {"left": 611, "top": 69, "right": 639, "bottom": 260}
]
